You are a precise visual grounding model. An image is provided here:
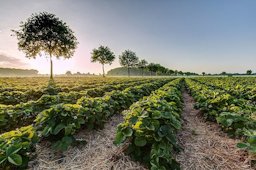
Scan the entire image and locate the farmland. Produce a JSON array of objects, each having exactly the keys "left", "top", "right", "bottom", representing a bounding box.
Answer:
[{"left": 0, "top": 77, "right": 255, "bottom": 170}]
